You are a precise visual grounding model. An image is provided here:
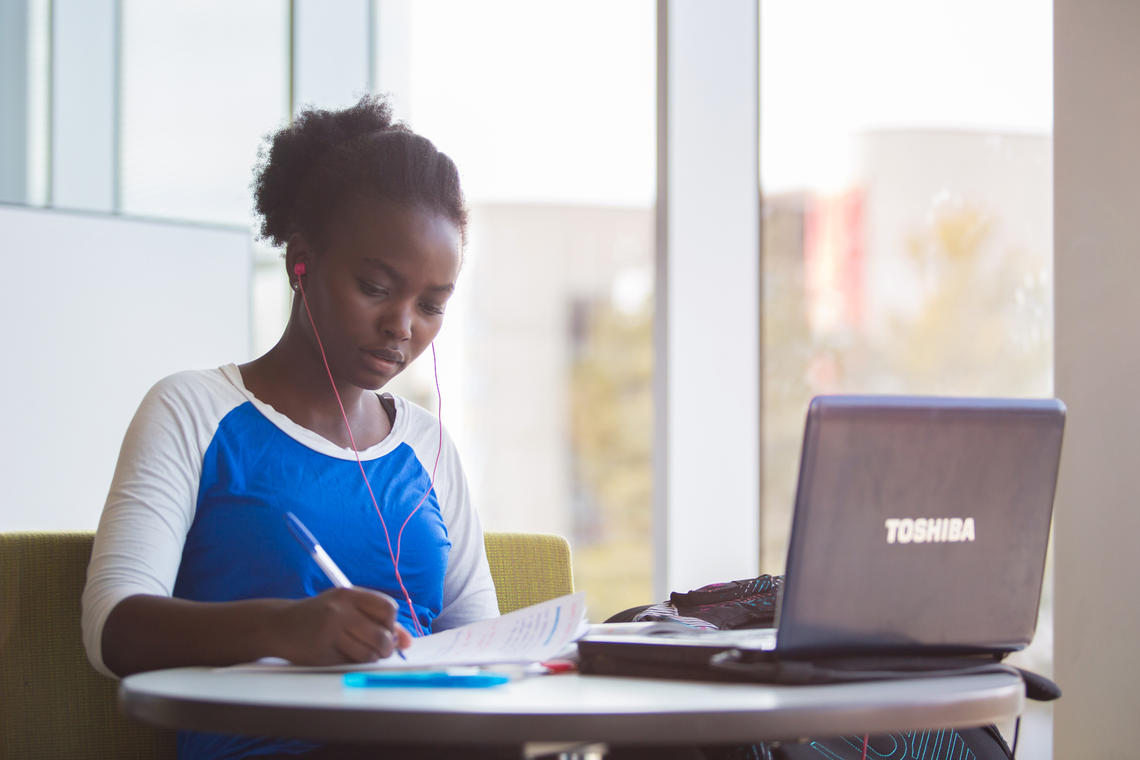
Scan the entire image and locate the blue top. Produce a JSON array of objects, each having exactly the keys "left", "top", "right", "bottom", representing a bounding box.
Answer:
[
  {"left": 174, "top": 401, "right": 449, "bottom": 633},
  {"left": 81, "top": 365, "right": 499, "bottom": 760}
]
